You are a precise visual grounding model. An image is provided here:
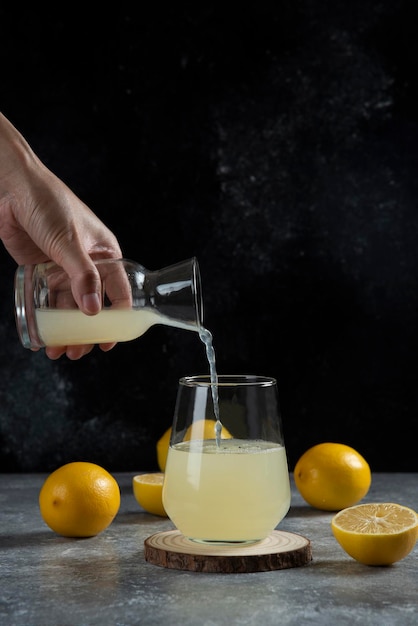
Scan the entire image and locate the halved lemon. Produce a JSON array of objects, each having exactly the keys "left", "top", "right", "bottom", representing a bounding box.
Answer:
[
  {"left": 132, "top": 473, "right": 167, "bottom": 517},
  {"left": 331, "top": 502, "right": 418, "bottom": 566}
]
